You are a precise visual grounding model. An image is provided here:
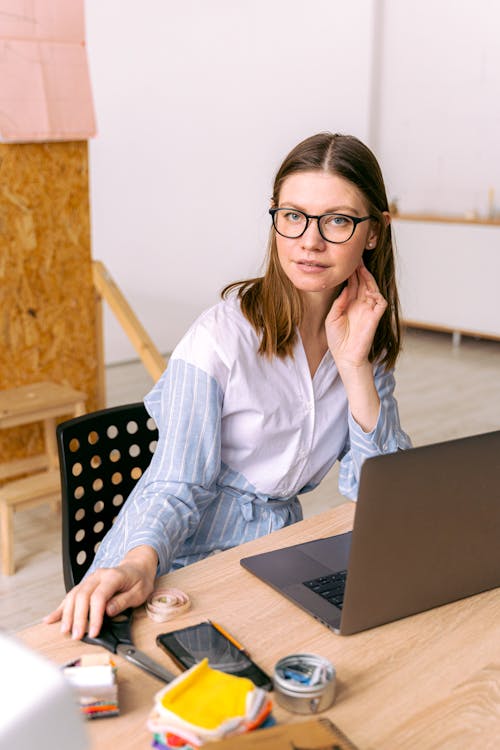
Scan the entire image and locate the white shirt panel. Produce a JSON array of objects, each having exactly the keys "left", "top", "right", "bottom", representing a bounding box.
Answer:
[{"left": 171, "top": 296, "right": 348, "bottom": 497}]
